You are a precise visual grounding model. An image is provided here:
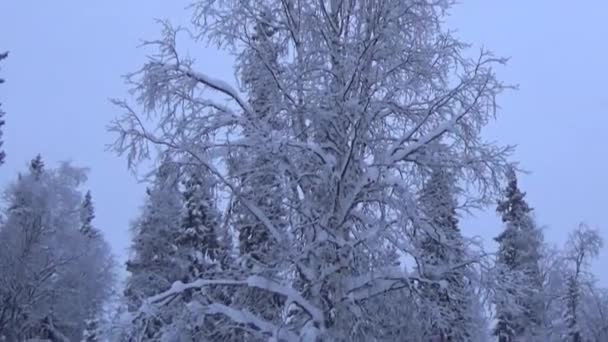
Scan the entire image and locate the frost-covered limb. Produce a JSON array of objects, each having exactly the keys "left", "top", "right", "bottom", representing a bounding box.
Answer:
[
  {"left": 136, "top": 276, "right": 319, "bottom": 341},
  {"left": 205, "top": 303, "right": 298, "bottom": 342},
  {"left": 146, "top": 276, "right": 323, "bottom": 326},
  {"left": 176, "top": 65, "right": 254, "bottom": 117}
]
